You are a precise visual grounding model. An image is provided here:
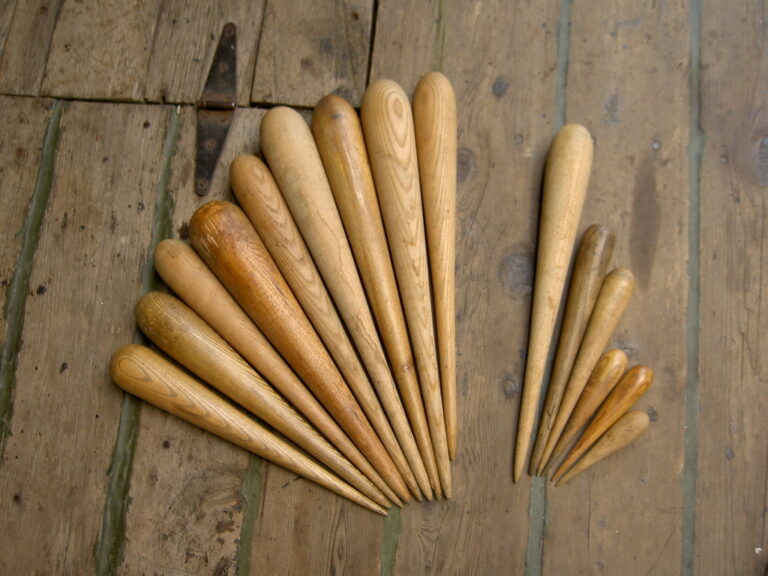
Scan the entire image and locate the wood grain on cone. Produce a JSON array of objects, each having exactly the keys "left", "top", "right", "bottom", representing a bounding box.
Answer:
[
  {"left": 152, "top": 239, "right": 402, "bottom": 506},
  {"left": 514, "top": 123, "right": 593, "bottom": 482},
  {"left": 530, "top": 224, "right": 614, "bottom": 475},
  {"left": 552, "top": 365, "right": 653, "bottom": 483},
  {"left": 311, "top": 93, "right": 442, "bottom": 499},
  {"left": 413, "top": 71, "right": 459, "bottom": 461},
  {"left": 230, "top": 154, "right": 427, "bottom": 501},
  {"left": 361, "top": 79, "right": 452, "bottom": 498},
  {"left": 538, "top": 267, "right": 635, "bottom": 474},
  {"left": 188, "top": 200, "right": 411, "bottom": 503},
  {"left": 547, "top": 349, "right": 627, "bottom": 471},
  {"left": 259, "top": 106, "right": 434, "bottom": 500},
  {"left": 134, "top": 291, "right": 391, "bottom": 508},
  {"left": 556, "top": 410, "right": 650, "bottom": 485},
  {"left": 110, "top": 345, "right": 387, "bottom": 515}
]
